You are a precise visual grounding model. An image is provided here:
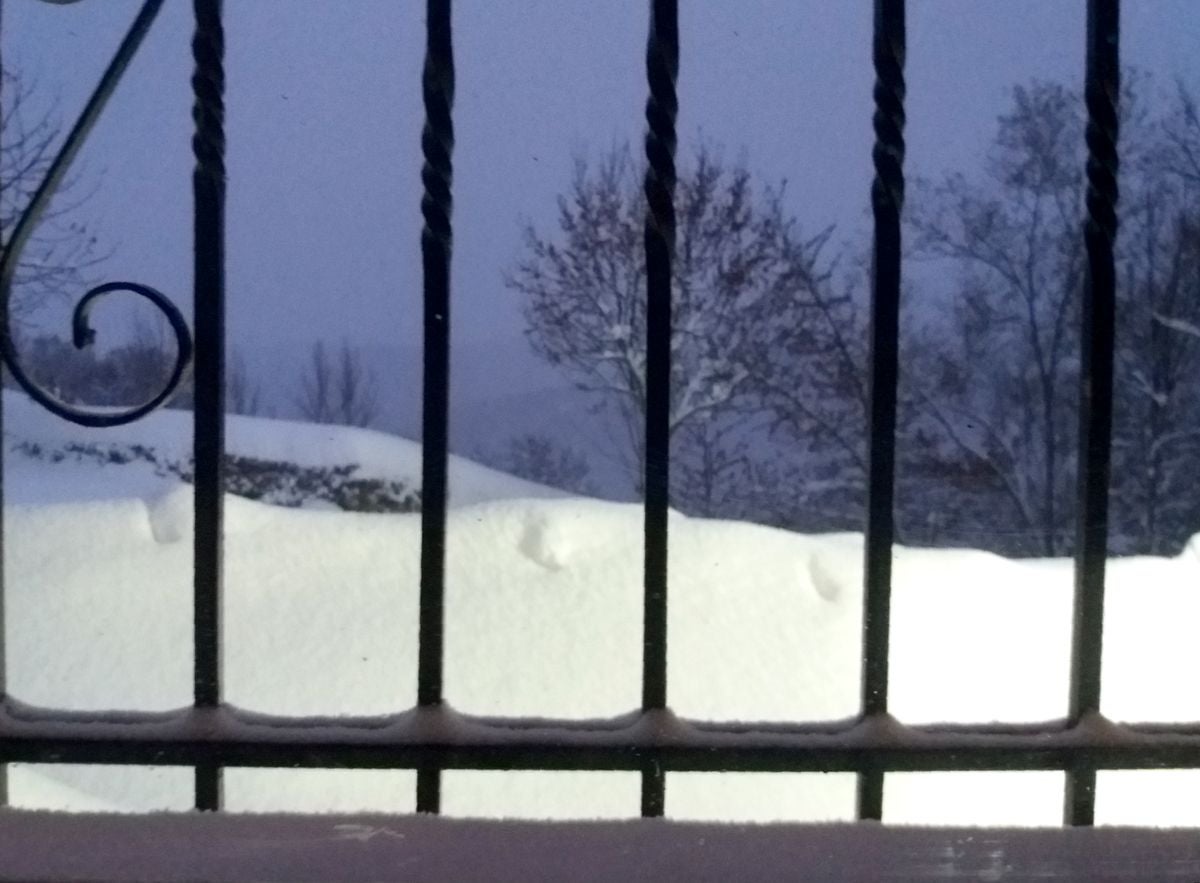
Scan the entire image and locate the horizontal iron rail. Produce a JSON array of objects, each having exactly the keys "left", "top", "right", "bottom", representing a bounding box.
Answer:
[{"left": 1, "top": 703, "right": 1198, "bottom": 773}]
